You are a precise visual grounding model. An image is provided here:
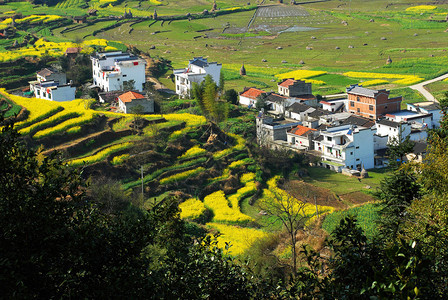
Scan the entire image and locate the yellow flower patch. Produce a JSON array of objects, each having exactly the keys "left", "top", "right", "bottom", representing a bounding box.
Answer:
[
  {"left": 180, "top": 198, "right": 207, "bottom": 220},
  {"left": 360, "top": 79, "right": 389, "bottom": 87},
  {"left": 406, "top": 5, "right": 437, "bottom": 12},
  {"left": 276, "top": 70, "right": 327, "bottom": 80},
  {"left": 240, "top": 172, "right": 256, "bottom": 184},
  {"left": 204, "top": 191, "right": 253, "bottom": 224},
  {"left": 207, "top": 222, "right": 268, "bottom": 256},
  {"left": 343, "top": 71, "right": 423, "bottom": 86},
  {"left": 159, "top": 166, "right": 205, "bottom": 185},
  {"left": 111, "top": 154, "right": 129, "bottom": 165},
  {"left": 69, "top": 142, "right": 133, "bottom": 166},
  {"left": 179, "top": 145, "right": 206, "bottom": 159}
]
